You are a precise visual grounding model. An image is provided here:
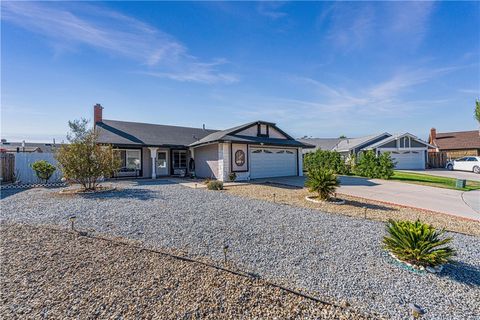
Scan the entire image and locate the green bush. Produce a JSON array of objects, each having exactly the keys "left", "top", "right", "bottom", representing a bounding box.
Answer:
[
  {"left": 305, "top": 168, "right": 339, "bottom": 200},
  {"left": 383, "top": 219, "right": 455, "bottom": 267},
  {"left": 355, "top": 150, "right": 395, "bottom": 179},
  {"left": 31, "top": 160, "right": 56, "bottom": 183},
  {"left": 228, "top": 172, "right": 237, "bottom": 182},
  {"left": 207, "top": 180, "right": 224, "bottom": 190},
  {"left": 304, "top": 150, "right": 348, "bottom": 174}
]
